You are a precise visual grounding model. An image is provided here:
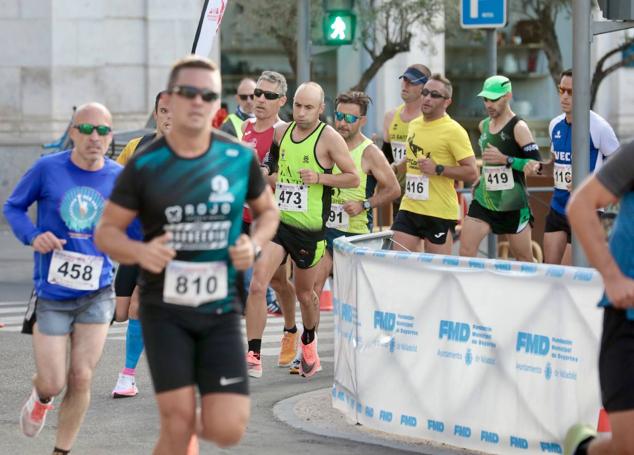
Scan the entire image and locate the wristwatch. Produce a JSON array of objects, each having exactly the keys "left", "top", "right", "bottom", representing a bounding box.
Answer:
[
  {"left": 253, "top": 243, "right": 262, "bottom": 261},
  {"left": 435, "top": 164, "right": 445, "bottom": 176},
  {"left": 362, "top": 199, "right": 372, "bottom": 210},
  {"left": 505, "top": 156, "right": 515, "bottom": 168}
]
